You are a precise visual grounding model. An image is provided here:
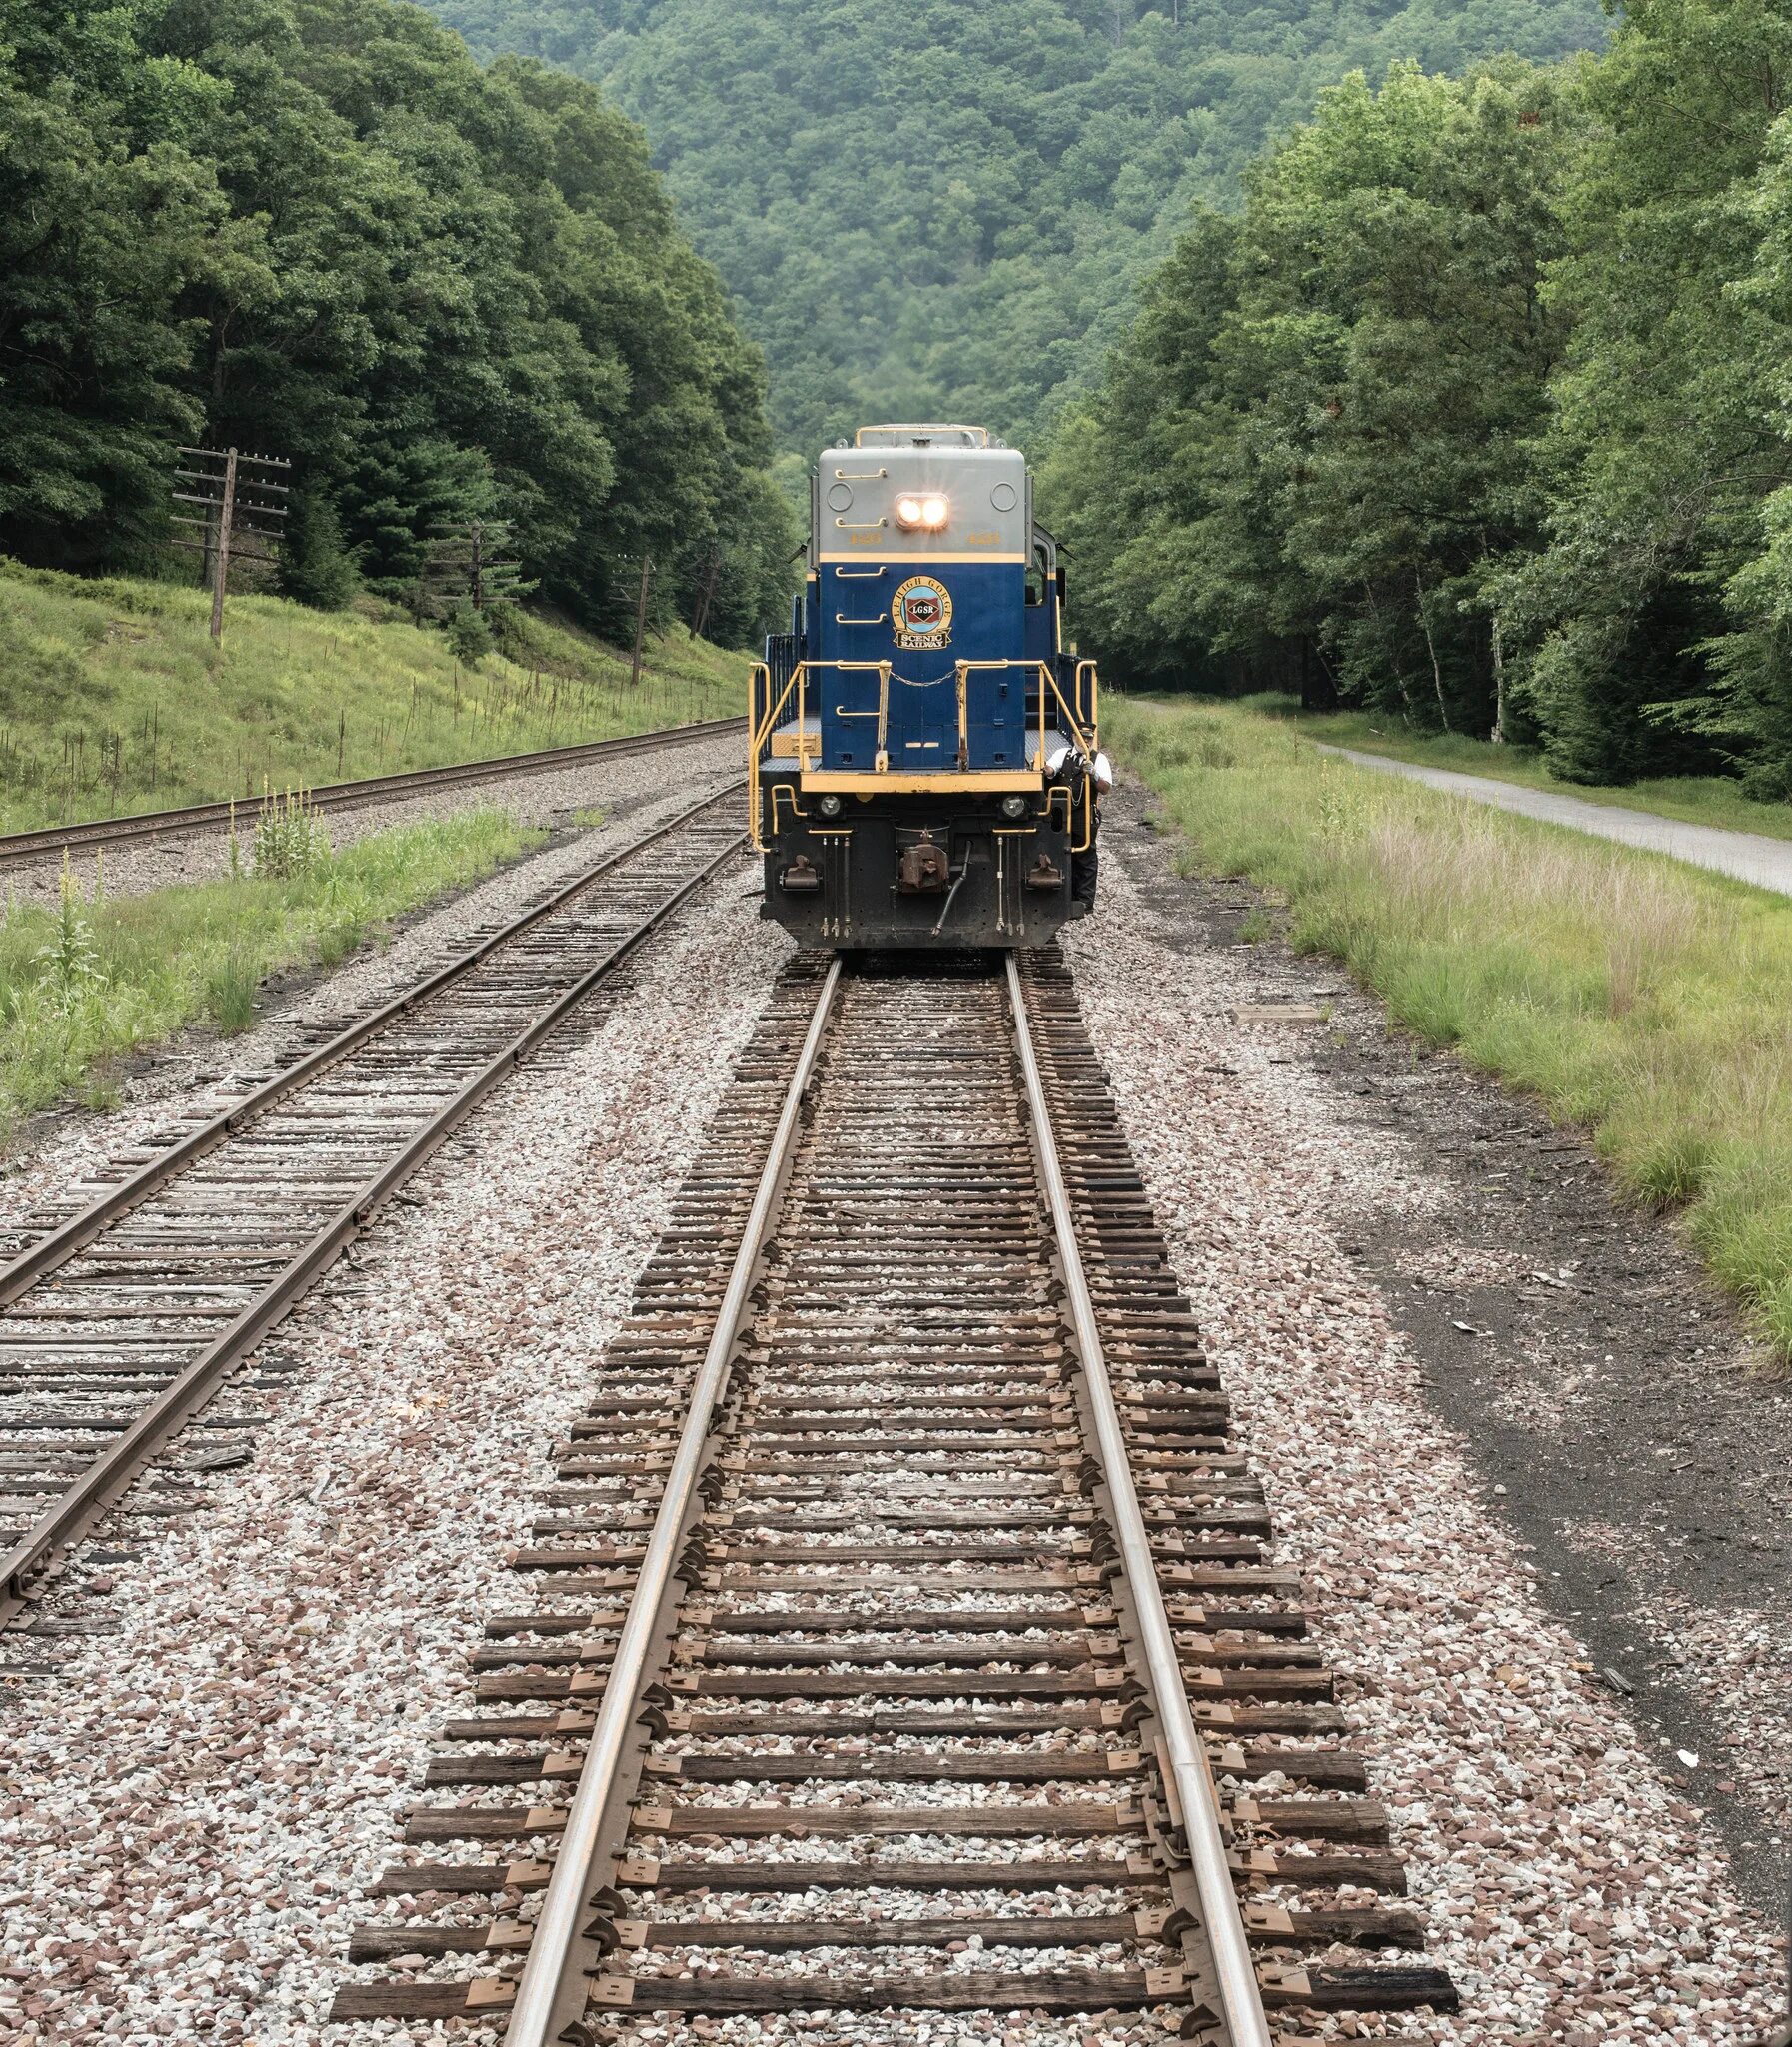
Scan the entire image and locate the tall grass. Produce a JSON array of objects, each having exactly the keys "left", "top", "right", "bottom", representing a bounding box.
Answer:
[
  {"left": 0, "top": 560, "right": 745, "bottom": 834},
  {"left": 1214, "top": 692, "right": 1792, "bottom": 843},
  {"left": 1111, "top": 697, "right": 1792, "bottom": 1364},
  {"left": 0, "top": 807, "right": 538, "bottom": 1143}
]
